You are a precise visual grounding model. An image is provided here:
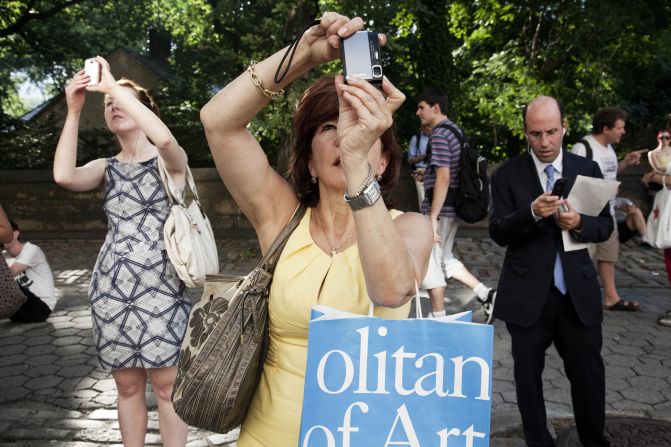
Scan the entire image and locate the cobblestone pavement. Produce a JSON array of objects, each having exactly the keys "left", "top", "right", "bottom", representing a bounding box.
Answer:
[{"left": 1, "top": 233, "right": 670, "bottom": 446}]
